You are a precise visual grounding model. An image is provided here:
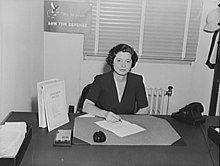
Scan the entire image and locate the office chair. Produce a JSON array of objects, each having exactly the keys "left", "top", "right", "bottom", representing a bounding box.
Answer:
[{"left": 76, "top": 84, "right": 92, "bottom": 113}]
